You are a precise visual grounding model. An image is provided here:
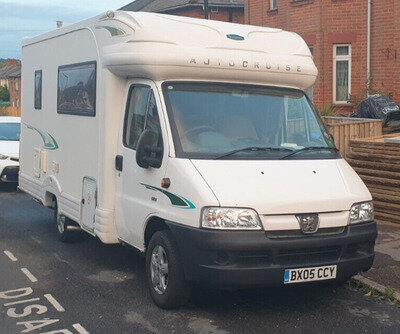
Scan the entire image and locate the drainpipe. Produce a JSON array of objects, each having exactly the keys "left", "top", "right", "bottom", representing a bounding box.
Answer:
[
  {"left": 204, "top": 0, "right": 209, "bottom": 19},
  {"left": 367, "top": 0, "right": 372, "bottom": 94}
]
